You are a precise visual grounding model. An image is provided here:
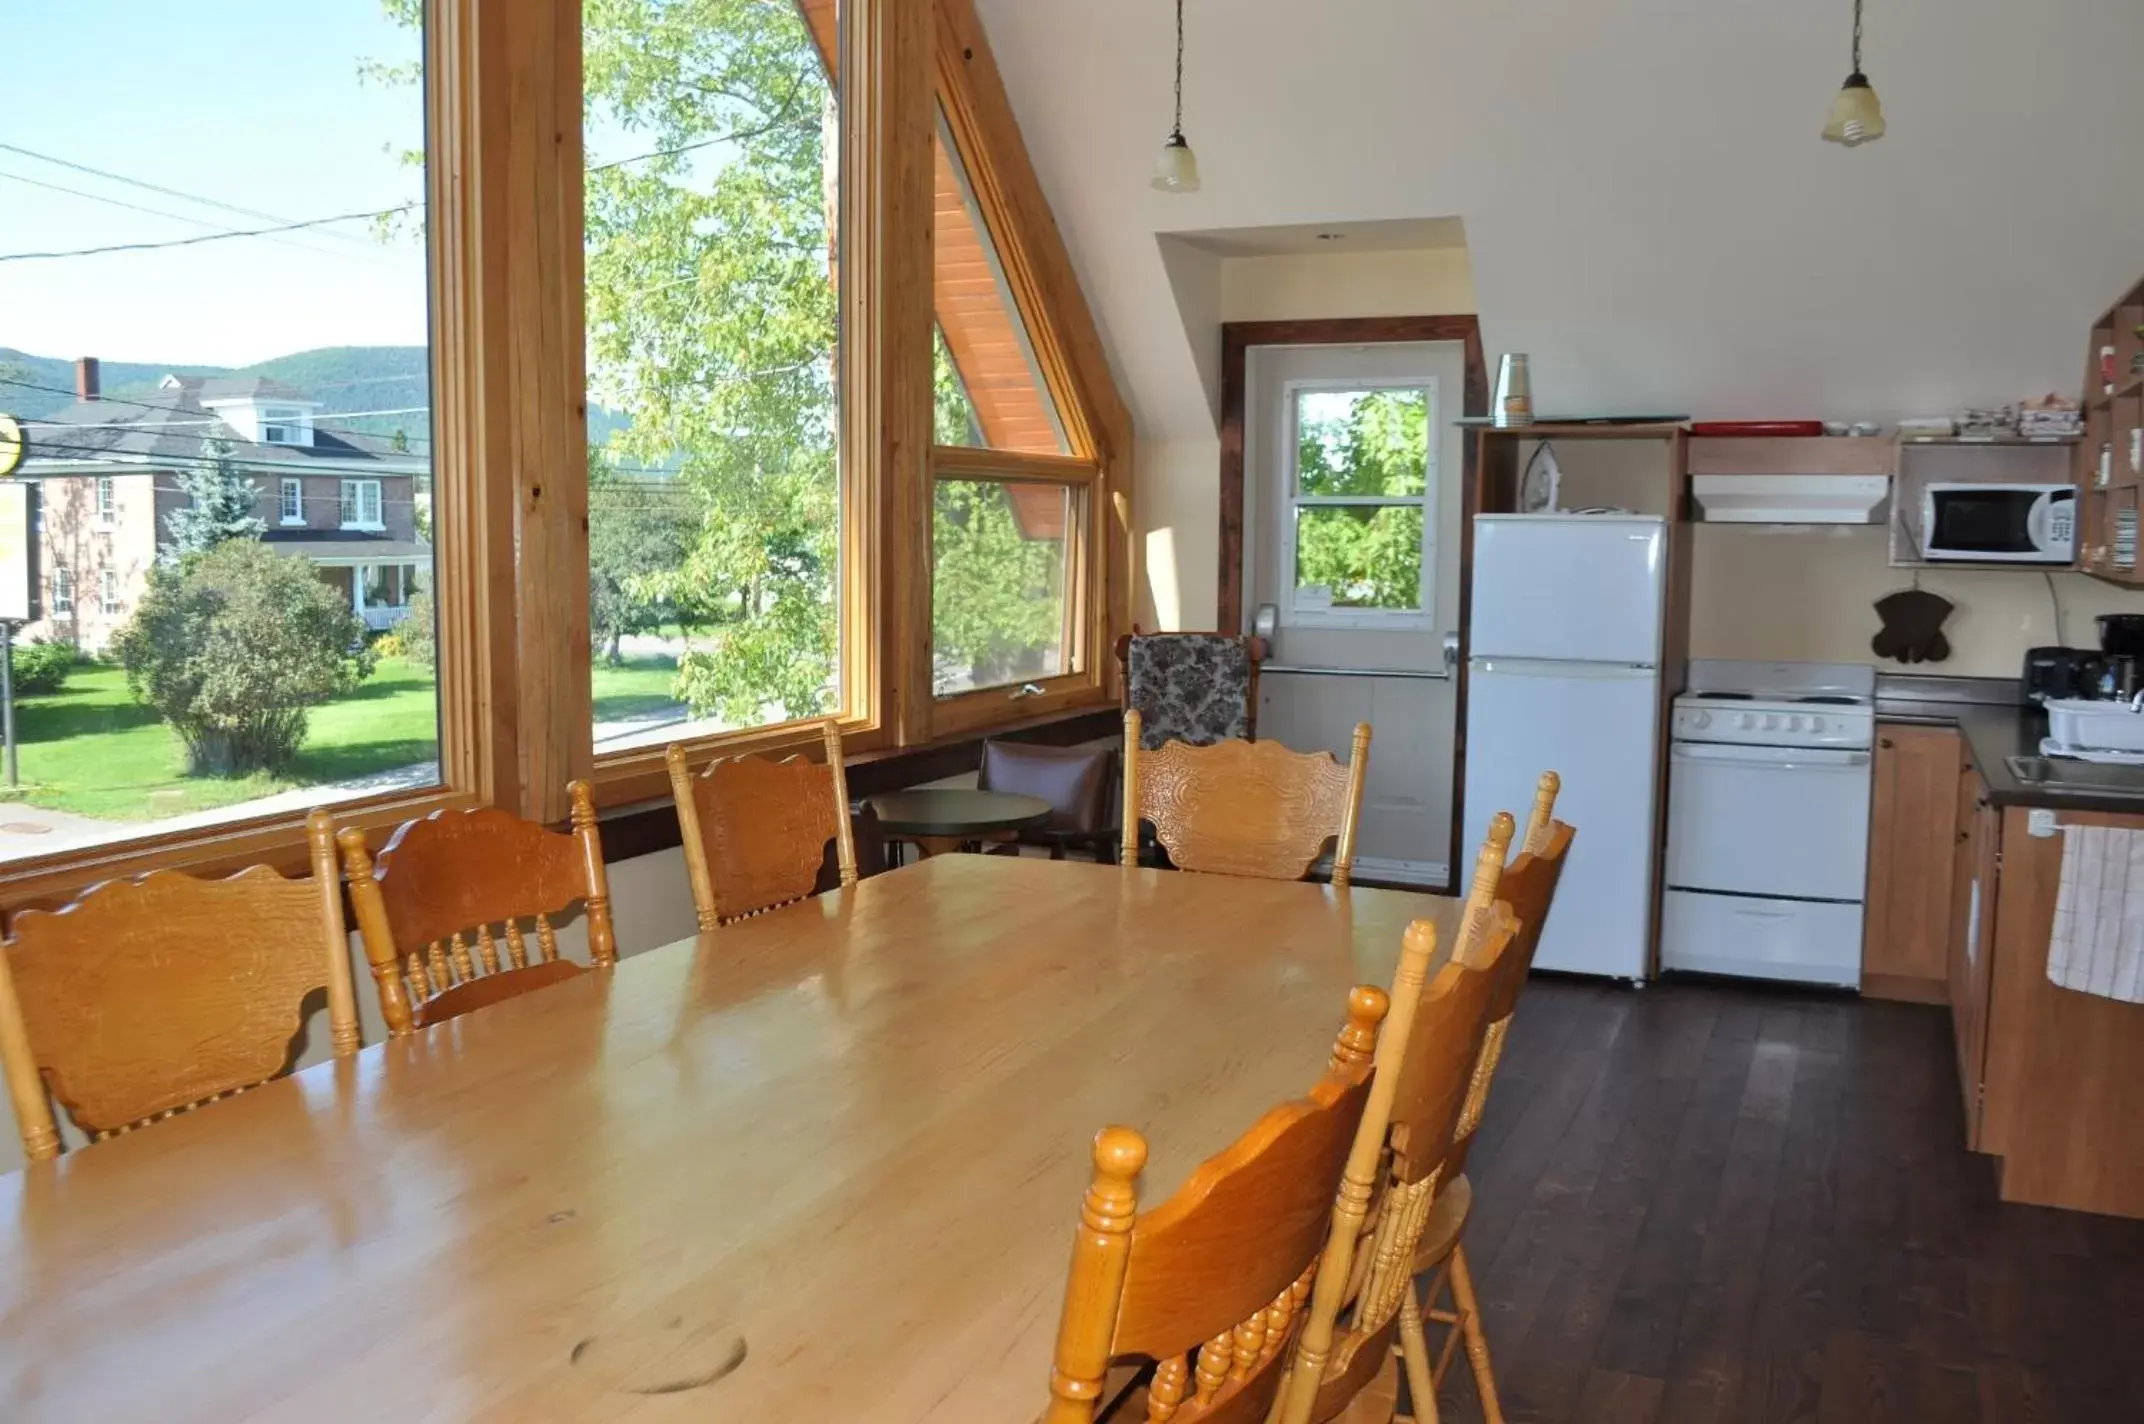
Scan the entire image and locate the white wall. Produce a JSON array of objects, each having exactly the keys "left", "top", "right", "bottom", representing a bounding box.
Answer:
[{"left": 977, "top": 0, "right": 2144, "bottom": 633}]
